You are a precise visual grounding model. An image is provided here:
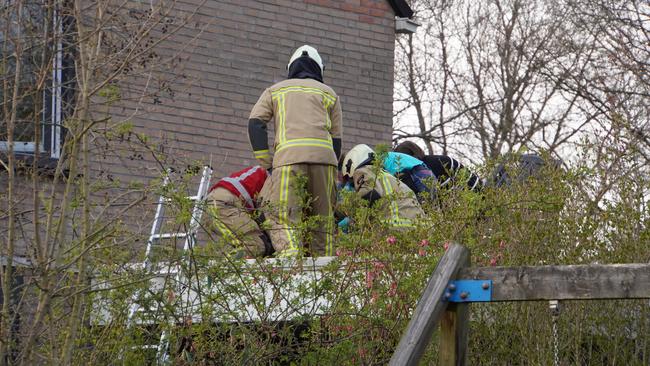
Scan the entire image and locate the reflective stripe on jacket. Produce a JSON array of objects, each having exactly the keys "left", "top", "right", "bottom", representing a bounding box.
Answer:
[
  {"left": 248, "top": 78, "right": 342, "bottom": 168},
  {"left": 209, "top": 166, "right": 269, "bottom": 209},
  {"left": 352, "top": 166, "right": 424, "bottom": 228}
]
